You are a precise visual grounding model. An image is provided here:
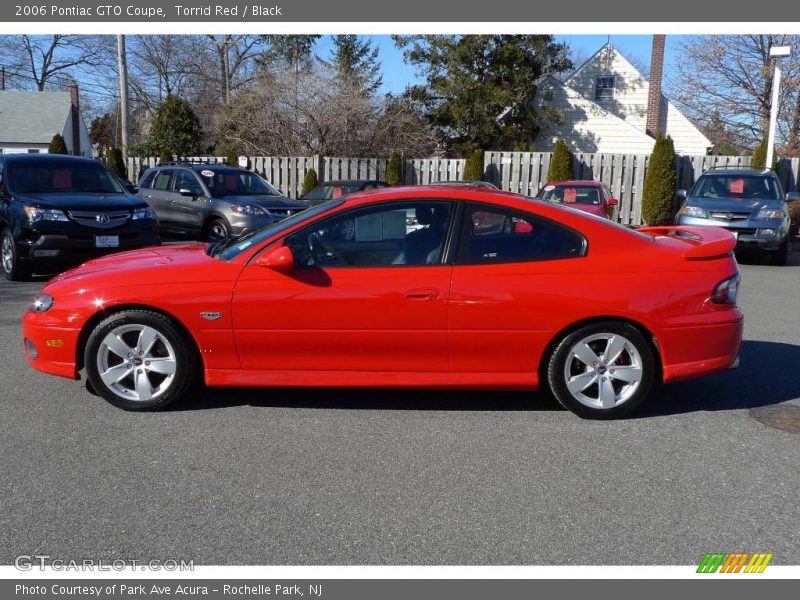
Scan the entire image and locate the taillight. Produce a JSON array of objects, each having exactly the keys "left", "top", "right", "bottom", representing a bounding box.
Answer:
[{"left": 712, "top": 274, "right": 740, "bottom": 305}]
